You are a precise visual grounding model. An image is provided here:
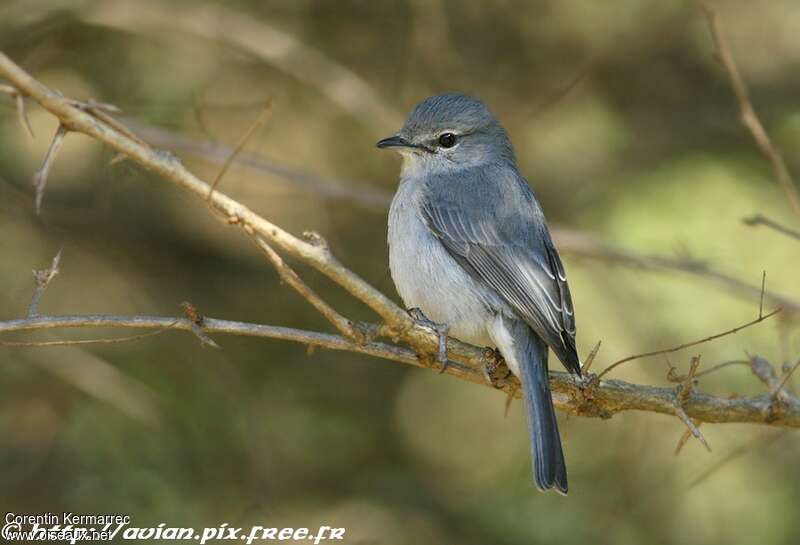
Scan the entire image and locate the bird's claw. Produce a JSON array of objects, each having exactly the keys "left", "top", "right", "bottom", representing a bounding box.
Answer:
[{"left": 408, "top": 307, "right": 450, "bottom": 373}]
